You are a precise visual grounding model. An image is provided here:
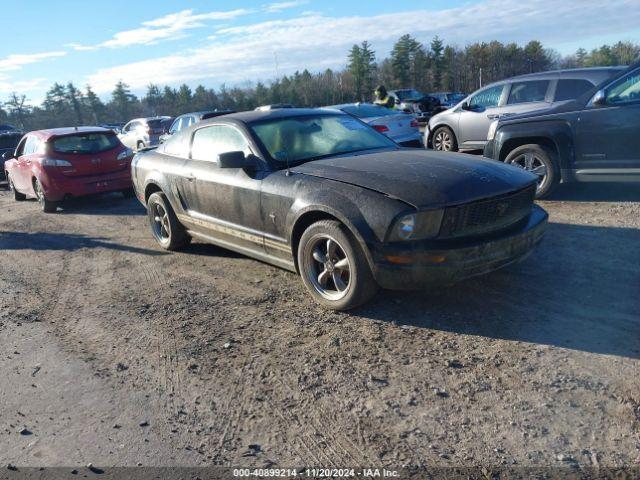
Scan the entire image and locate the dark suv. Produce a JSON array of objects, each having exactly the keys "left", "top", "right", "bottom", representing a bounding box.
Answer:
[
  {"left": 0, "top": 130, "right": 23, "bottom": 181},
  {"left": 484, "top": 62, "right": 640, "bottom": 197}
]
